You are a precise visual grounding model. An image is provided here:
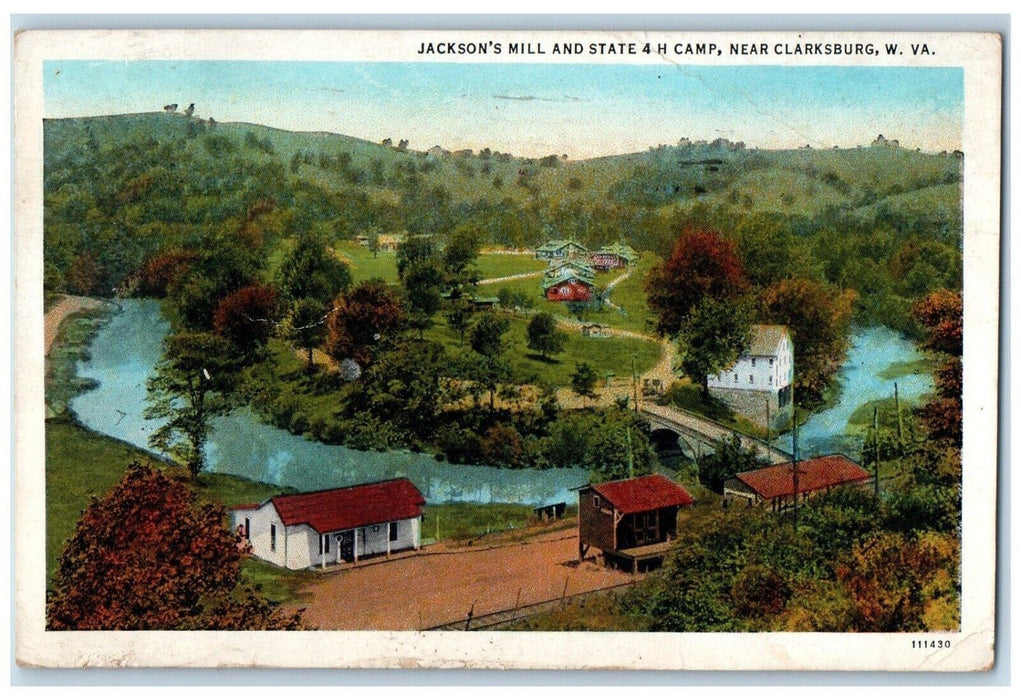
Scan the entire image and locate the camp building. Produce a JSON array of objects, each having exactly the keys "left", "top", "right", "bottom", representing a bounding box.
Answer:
[
  {"left": 231, "top": 478, "right": 426, "bottom": 570},
  {"left": 542, "top": 260, "right": 596, "bottom": 302},
  {"left": 723, "top": 455, "right": 872, "bottom": 511},
  {"left": 535, "top": 238, "right": 588, "bottom": 261},
  {"left": 577, "top": 474, "right": 694, "bottom": 573}
]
